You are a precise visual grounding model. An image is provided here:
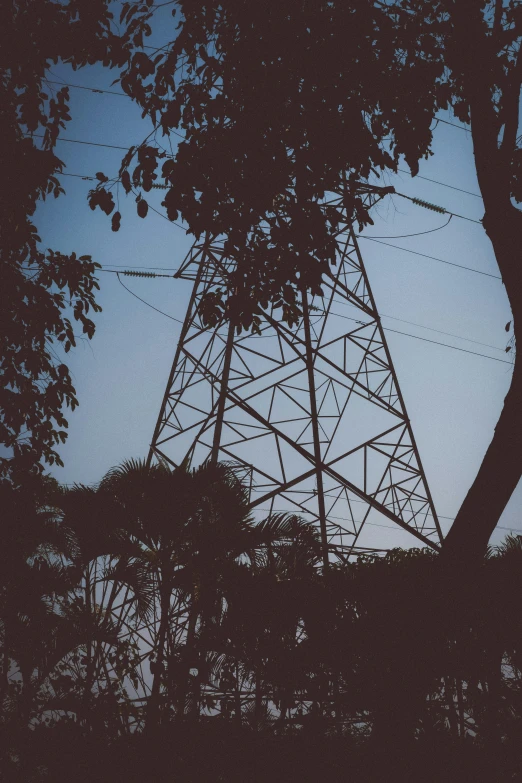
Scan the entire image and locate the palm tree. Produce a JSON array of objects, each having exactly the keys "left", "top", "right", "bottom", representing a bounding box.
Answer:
[
  {"left": 97, "top": 459, "right": 259, "bottom": 730},
  {"left": 0, "top": 476, "right": 76, "bottom": 729},
  {"left": 53, "top": 480, "right": 154, "bottom": 733},
  {"left": 218, "top": 513, "right": 322, "bottom": 731}
]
